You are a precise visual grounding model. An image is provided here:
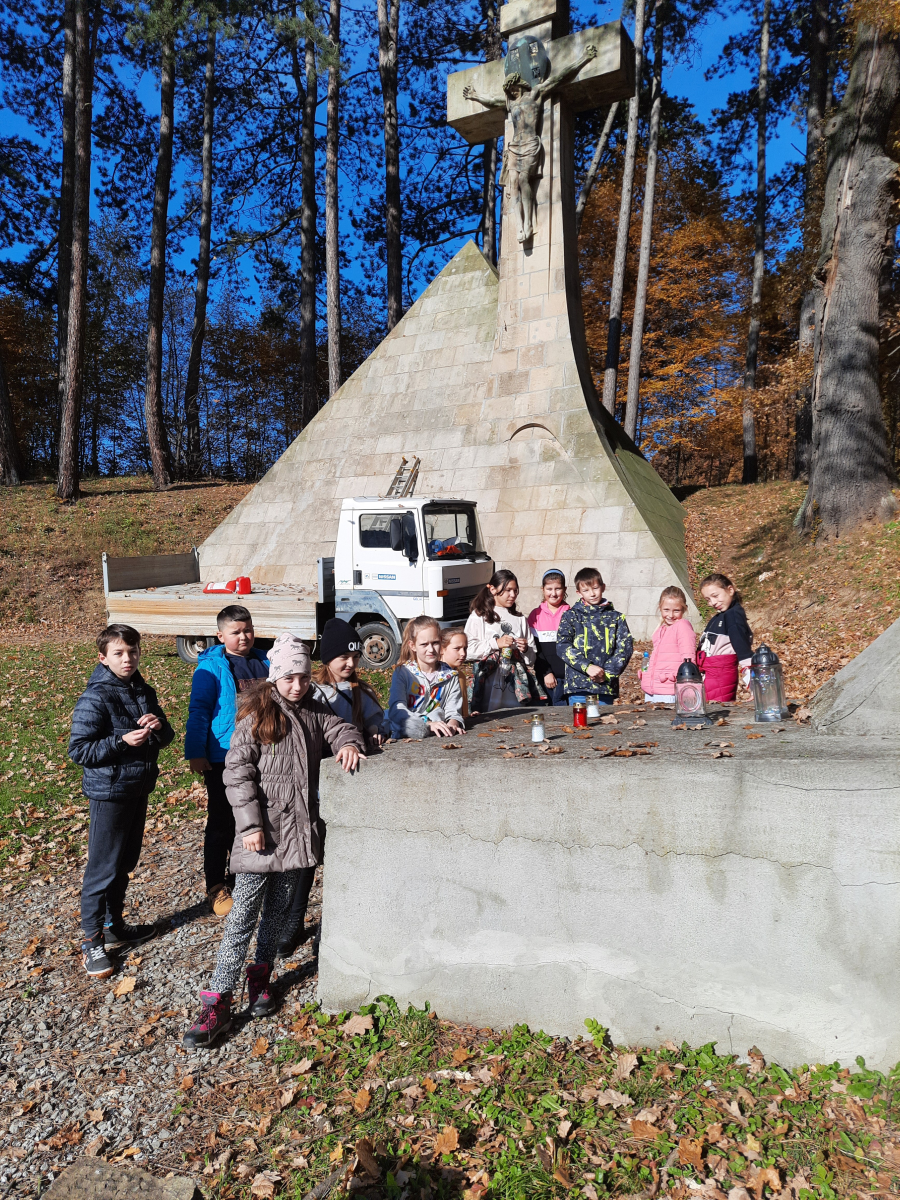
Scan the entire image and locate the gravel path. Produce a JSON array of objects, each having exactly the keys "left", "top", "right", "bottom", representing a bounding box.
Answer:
[{"left": 0, "top": 814, "right": 322, "bottom": 1197}]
